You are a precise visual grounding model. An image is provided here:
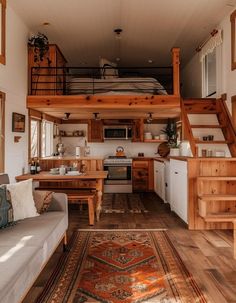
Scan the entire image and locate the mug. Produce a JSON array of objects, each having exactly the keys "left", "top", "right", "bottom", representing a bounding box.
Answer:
[{"left": 59, "top": 166, "right": 66, "bottom": 175}]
